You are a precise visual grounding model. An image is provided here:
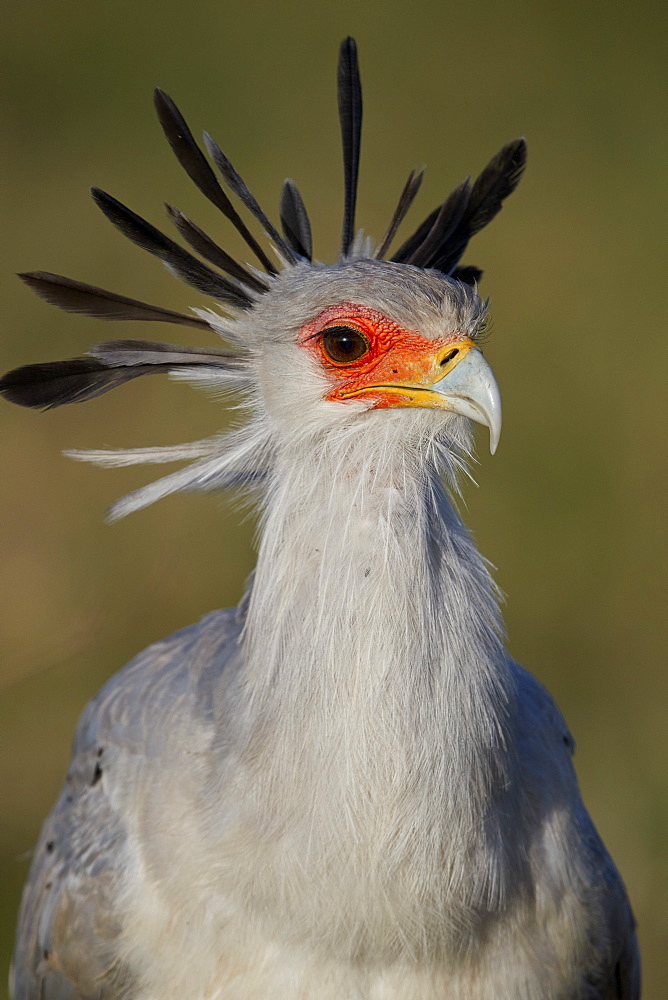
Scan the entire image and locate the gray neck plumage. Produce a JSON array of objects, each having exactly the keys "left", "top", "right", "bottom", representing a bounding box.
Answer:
[{"left": 222, "top": 414, "right": 524, "bottom": 946}]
